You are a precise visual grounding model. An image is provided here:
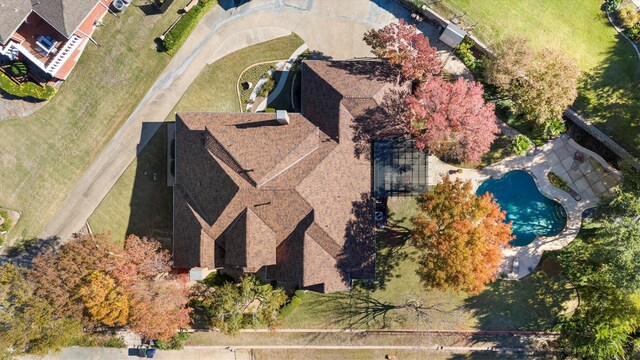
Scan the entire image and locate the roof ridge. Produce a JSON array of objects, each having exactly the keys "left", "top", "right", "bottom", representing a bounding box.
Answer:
[
  {"left": 306, "top": 222, "right": 342, "bottom": 260},
  {"left": 257, "top": 127, "right": 320, "bottom": 187},
  {"left": 204, "top": 127, "right": 257, "bottom": 187}
]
